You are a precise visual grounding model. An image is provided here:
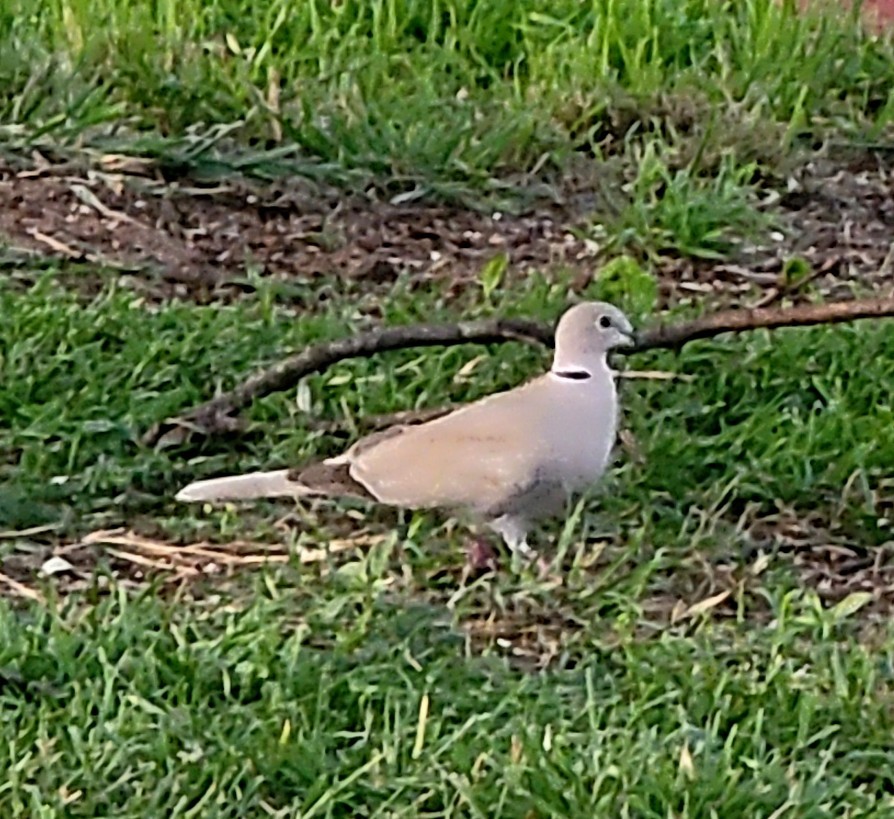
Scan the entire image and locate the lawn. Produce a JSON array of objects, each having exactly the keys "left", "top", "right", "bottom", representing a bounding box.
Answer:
[{"left": 2, "top": 1, "right": 894, "bottom": 816}]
